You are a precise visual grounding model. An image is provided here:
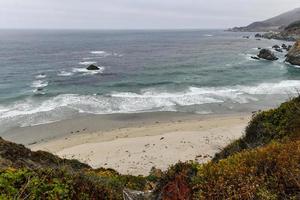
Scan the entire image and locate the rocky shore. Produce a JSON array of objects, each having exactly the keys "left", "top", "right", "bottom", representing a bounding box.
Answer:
[{"left": 286, "top": 40, "right": 300, "bottom": 66}]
